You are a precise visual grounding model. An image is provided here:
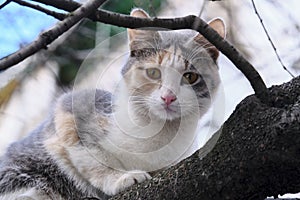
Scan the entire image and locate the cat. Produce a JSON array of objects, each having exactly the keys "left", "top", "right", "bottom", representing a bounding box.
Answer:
[{"left": 0, "top": 9, "right": 225, "bottom": 200}]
